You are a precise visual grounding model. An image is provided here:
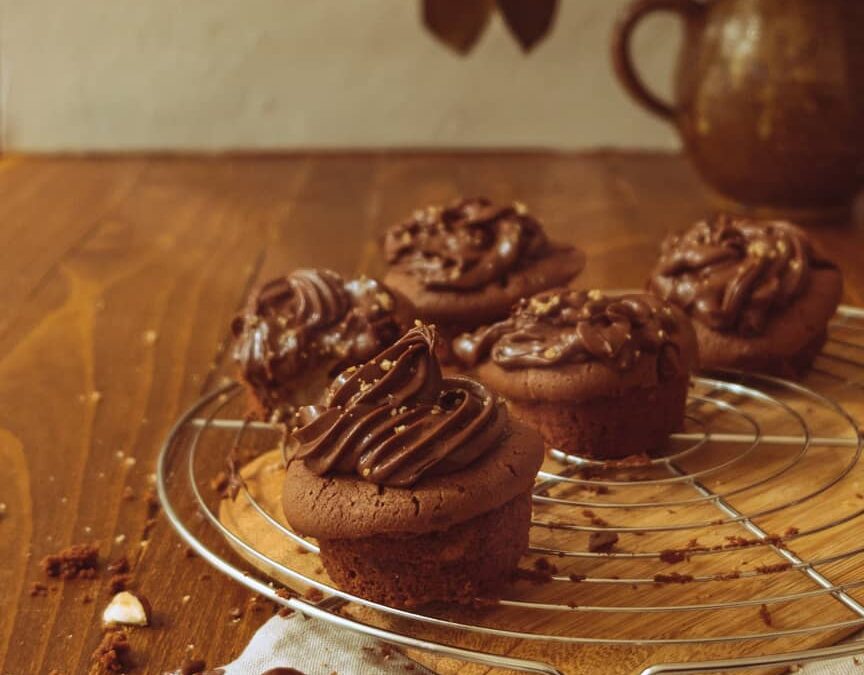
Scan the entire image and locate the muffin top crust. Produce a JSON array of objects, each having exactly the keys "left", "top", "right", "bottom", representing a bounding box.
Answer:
[{"left": 648, "top": 215, "right": 836, "bottom": 336}]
